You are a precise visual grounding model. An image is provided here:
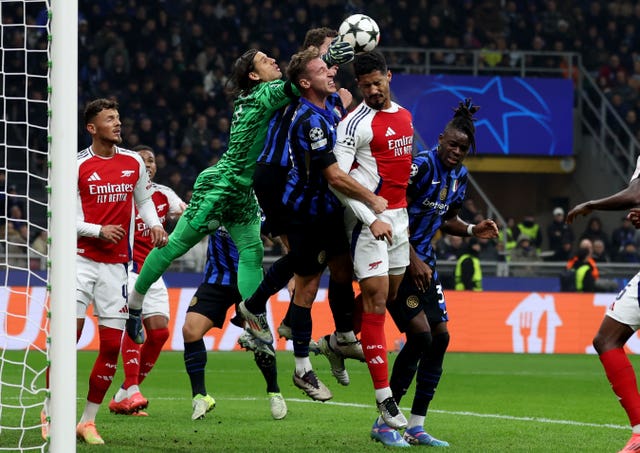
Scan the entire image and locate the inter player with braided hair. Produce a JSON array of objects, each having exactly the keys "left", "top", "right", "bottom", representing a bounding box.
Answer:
[{"left": 387, "top": 99, "right": 498, "bottom": 446}]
